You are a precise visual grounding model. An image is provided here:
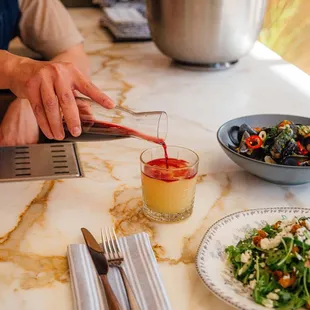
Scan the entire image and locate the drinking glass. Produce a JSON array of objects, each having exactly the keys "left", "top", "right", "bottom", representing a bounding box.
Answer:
[{"left": 140, "top": 146, "right": 199, "bottom": 222}]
